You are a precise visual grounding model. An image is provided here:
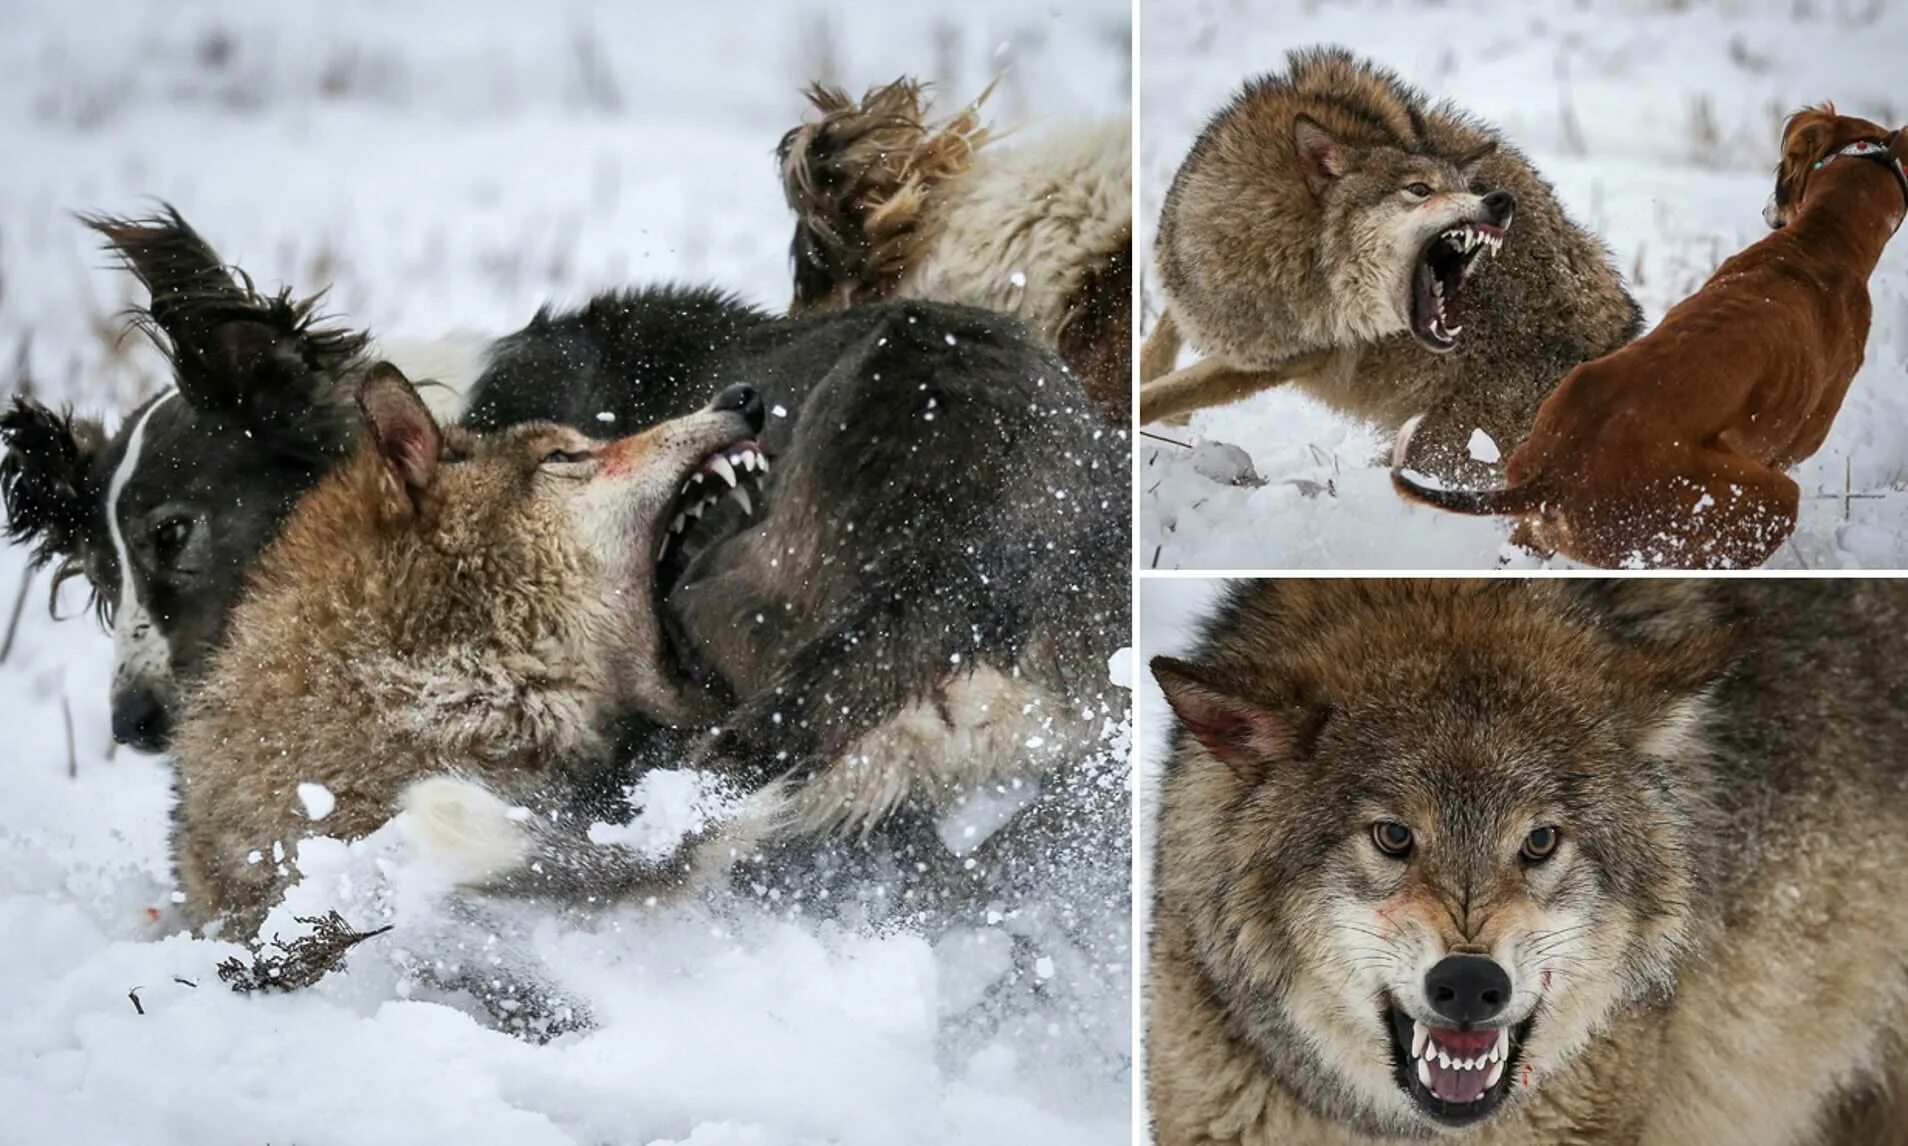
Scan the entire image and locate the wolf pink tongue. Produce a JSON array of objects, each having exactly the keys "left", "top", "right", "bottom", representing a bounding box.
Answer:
[{"left": 1429, "top": 1059, "right": 1490, "bottom": 1105}]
